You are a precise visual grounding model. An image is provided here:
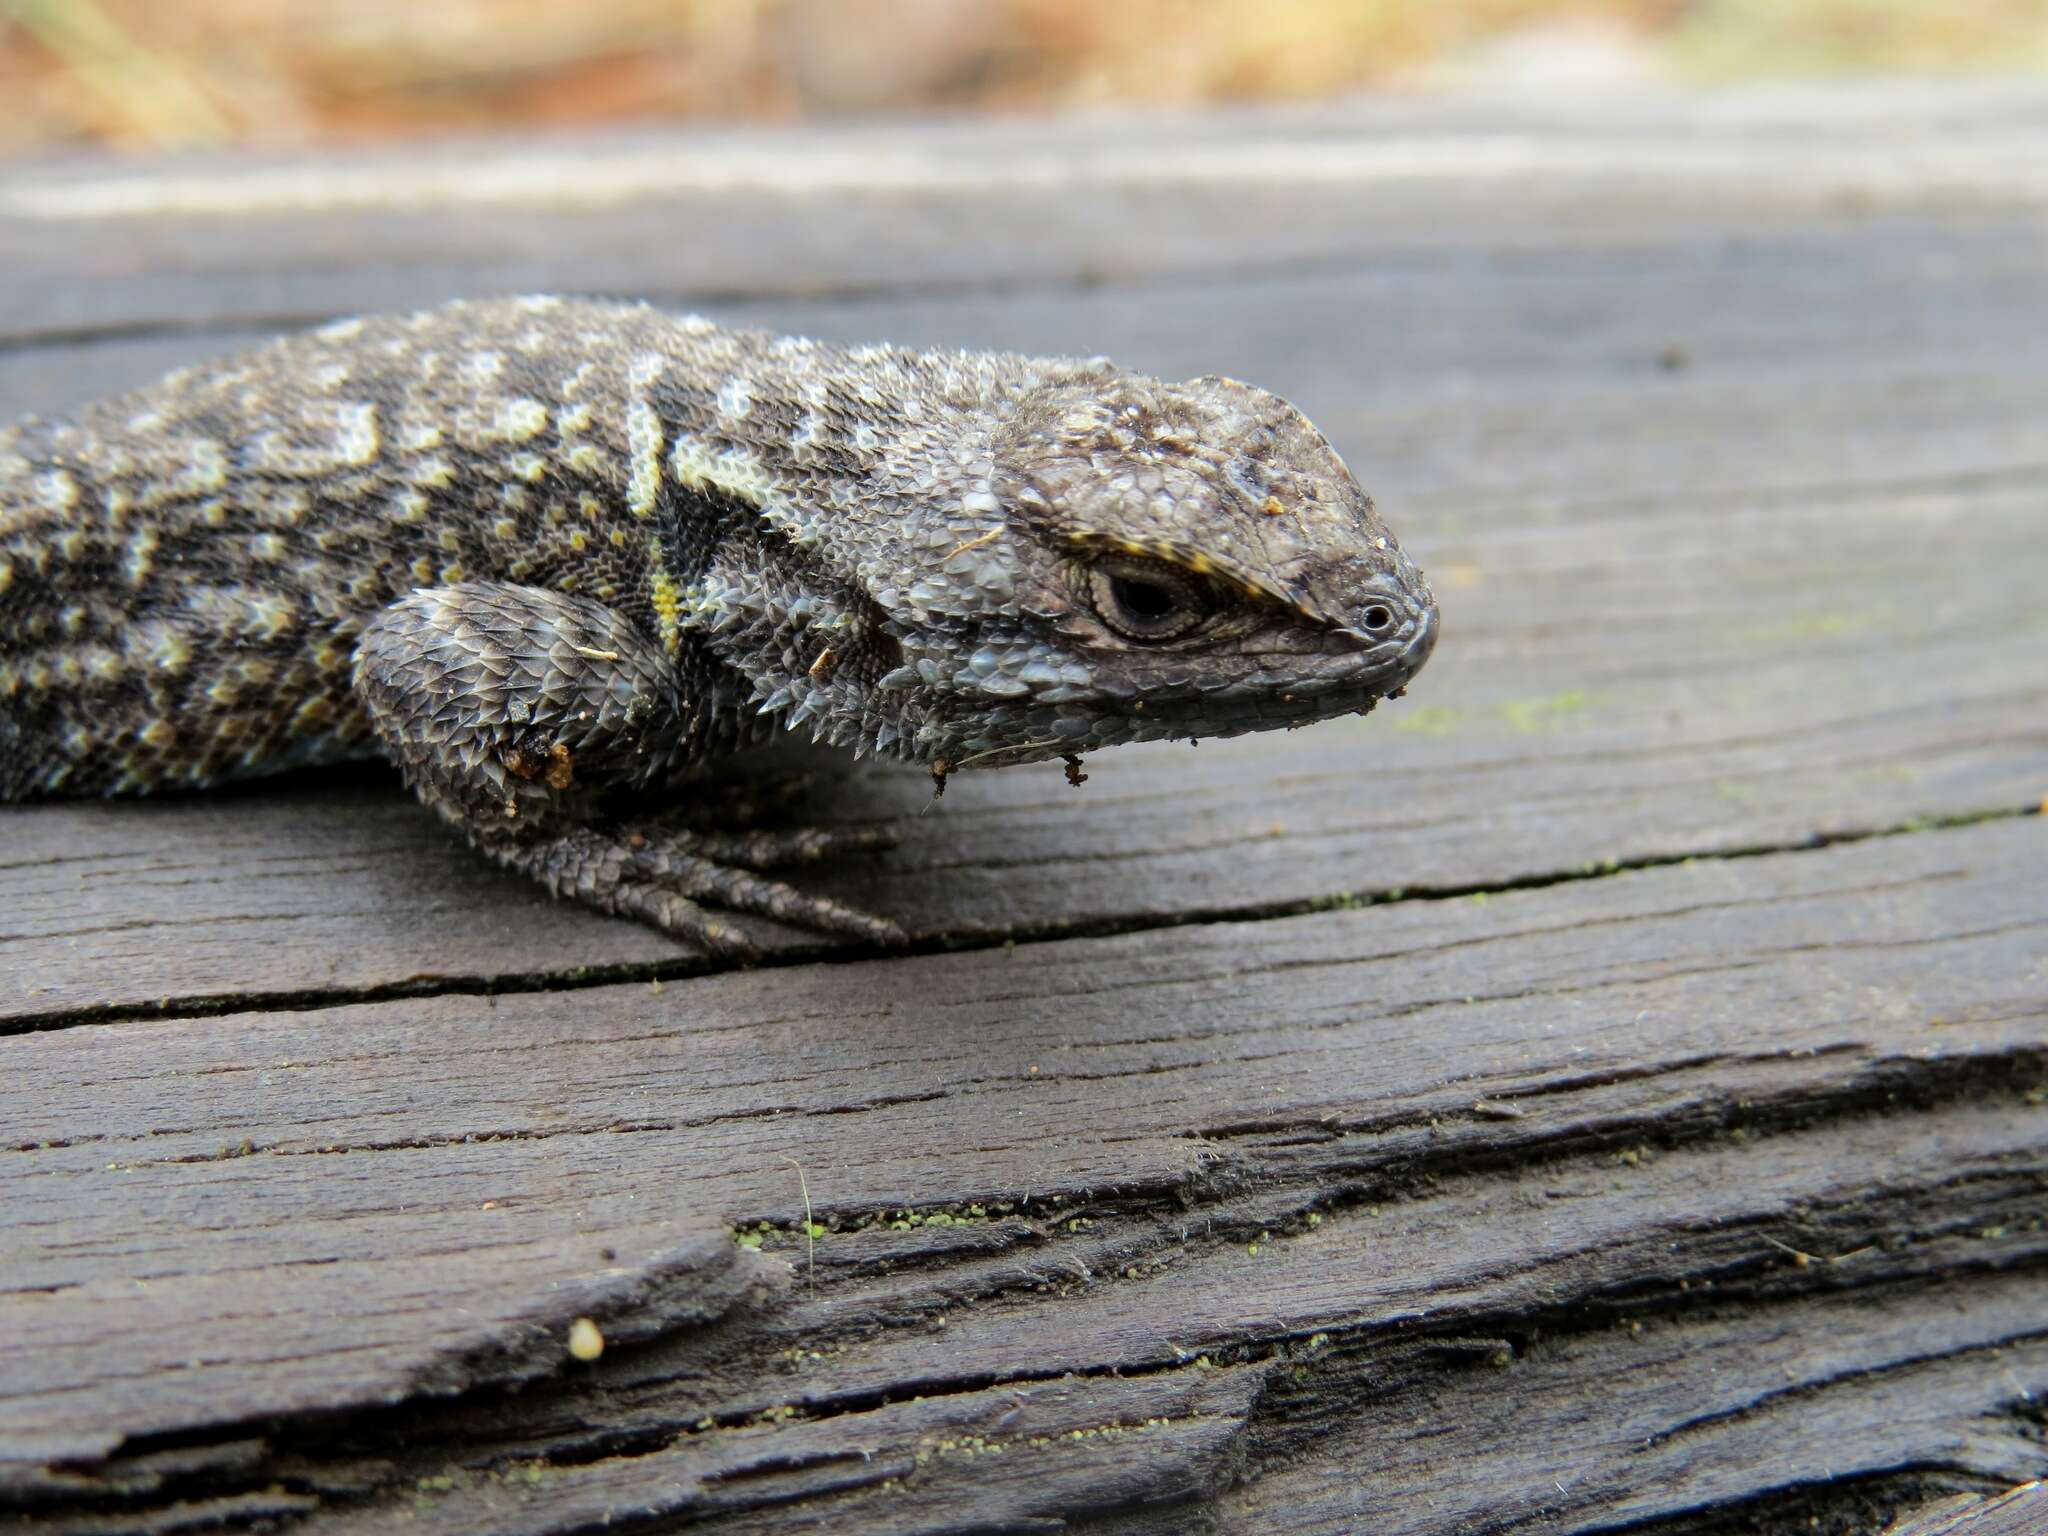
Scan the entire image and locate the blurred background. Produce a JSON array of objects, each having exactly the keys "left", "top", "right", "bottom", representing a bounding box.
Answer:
[{"left": 4, "top": 0, "right": 2046, "bottom": 155}]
